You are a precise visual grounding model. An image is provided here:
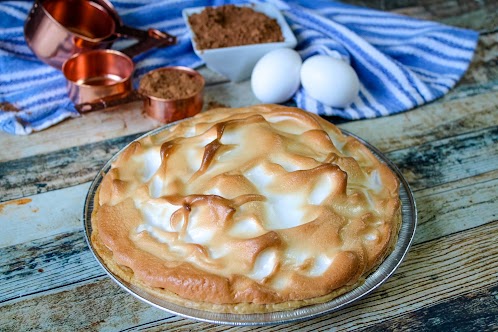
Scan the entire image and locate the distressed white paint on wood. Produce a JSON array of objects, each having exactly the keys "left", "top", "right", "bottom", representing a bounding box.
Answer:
[
  {"left": 340, "top": 91, "right": 498, "bottom": 153},
  {"left": 0, "top": 127, "right": 496, "bottom": 248},
  {"left": 1, "top": 220, "right": 496, "bottom": 331},
  {"left": 0, "top": 160, "right": 494, "bottom": 251},
  {"left": 0, "top": 183, "right": 89, "bottom": 248},
  {"left": 0, "top": 101, "right": 158, "bottom": 163},
  {"left": 1, "top": 167, "right": 496, "bottom": 308},
  {"left": 414, "top": 171, "right": 498, "bottom": 243},
  {"left": 0, "top": 231, "right": 105, "bottom": 304},
  {"left": 0, "top": 4, "right": 496, "bottom": 330},
  {"left": 388, "top": 126, "right": 498, "bottom": 191}
]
